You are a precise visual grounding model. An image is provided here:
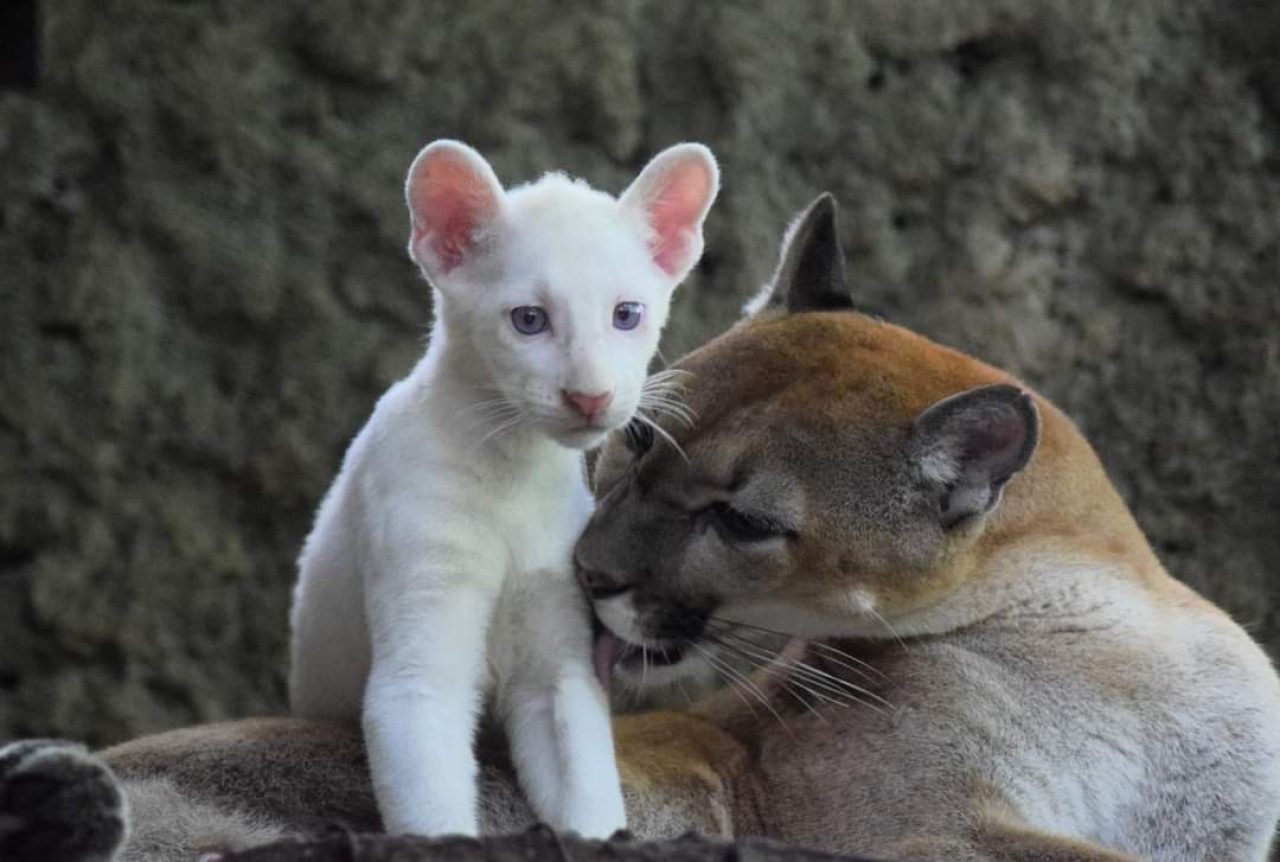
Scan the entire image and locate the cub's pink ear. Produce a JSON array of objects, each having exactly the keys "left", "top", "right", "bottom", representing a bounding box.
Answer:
[
  {"left": 620, "top": 143, "right": 720, "bottom": 281},
  {"left": 404, "top": 140, "right": 504, "bottom": 281}
]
